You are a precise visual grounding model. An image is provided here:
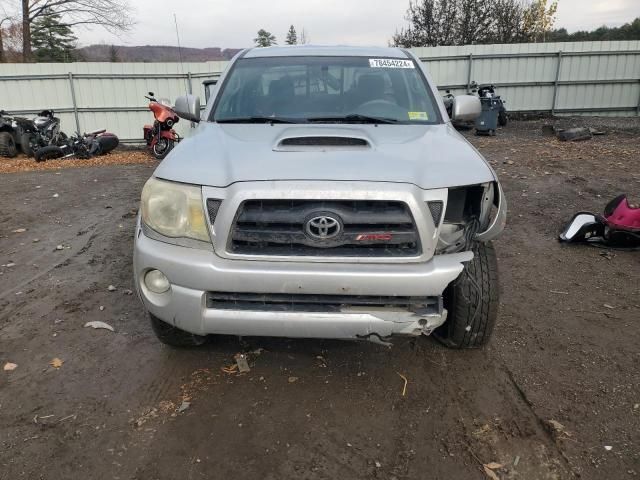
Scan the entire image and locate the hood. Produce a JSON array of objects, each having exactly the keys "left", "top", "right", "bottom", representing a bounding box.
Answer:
[{"left": 154, "top": 122, "right": 495, "bottom": 190}]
